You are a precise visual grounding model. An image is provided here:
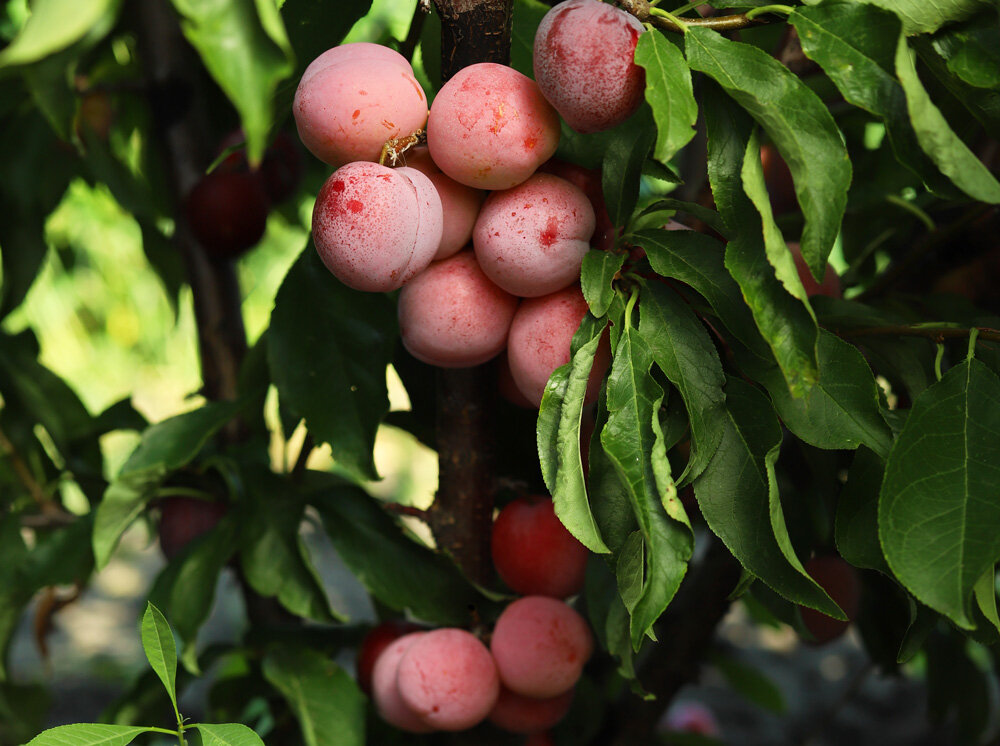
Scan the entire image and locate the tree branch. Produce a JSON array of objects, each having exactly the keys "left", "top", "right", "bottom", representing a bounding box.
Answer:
[
  {"left": 617, "top": 0, "right": 770, "bottom": 33},
  {"left": 832, "top": 324, "right": 1000, "bottom": 344},
  {"left": 0, "top": 424, "right": 63, "bottom": 515}
]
